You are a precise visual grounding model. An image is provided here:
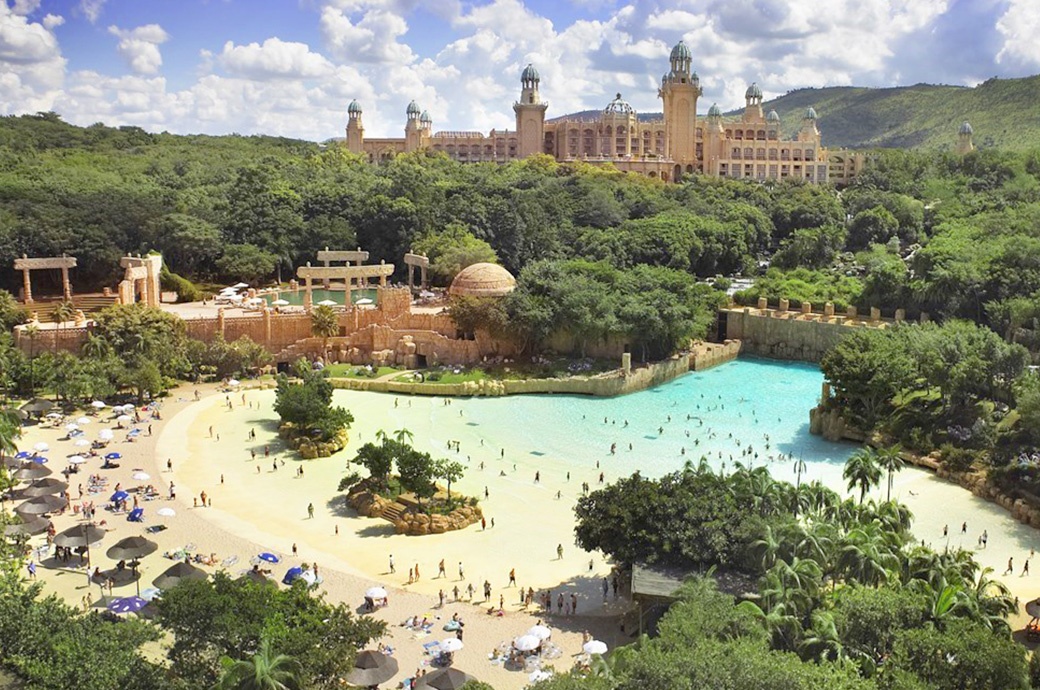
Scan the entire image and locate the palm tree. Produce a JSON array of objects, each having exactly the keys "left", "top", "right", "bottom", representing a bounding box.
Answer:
[
  {"left": 843, "top": 449, "right": 882, "bottom": 504},
  {"left": 51, "top": 300, "right": 75, "bottom": 353},
  {"left": 24, "top": 323, "right": 38, "bottom": 396},
  {"left": 392, "top": 428, "right": 414, "bottom": 445},
  {"left": 876, "top": 444, "right": 906, "bottom": 502},
  {"left": 213, "top": 639, "right": 303, "bottom": 690},
  {"left": 309, "top": 304, "right": 338, "bottom": 363},
  {"left": 798, "top": 610, "right": 846, "bottom": 663}
]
